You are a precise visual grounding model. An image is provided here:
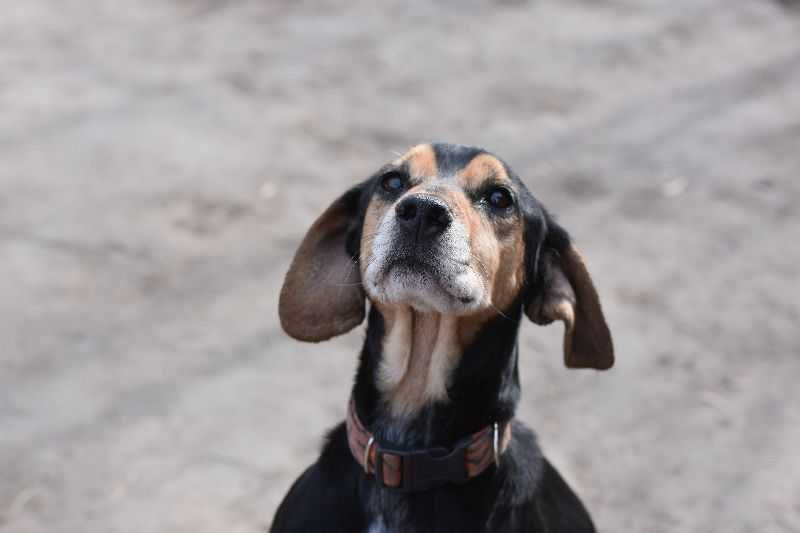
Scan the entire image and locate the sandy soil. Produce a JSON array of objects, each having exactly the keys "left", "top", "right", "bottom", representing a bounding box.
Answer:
[{"left": 2, "top": 1, "right": 799, "bottom": 532}]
